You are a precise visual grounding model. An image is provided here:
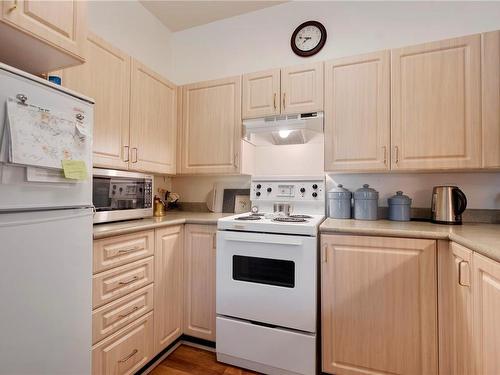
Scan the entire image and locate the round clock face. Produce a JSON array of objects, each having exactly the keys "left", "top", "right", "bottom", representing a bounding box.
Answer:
[{"left": 291, "top": 21, "right": 327, "bottom": 57}]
